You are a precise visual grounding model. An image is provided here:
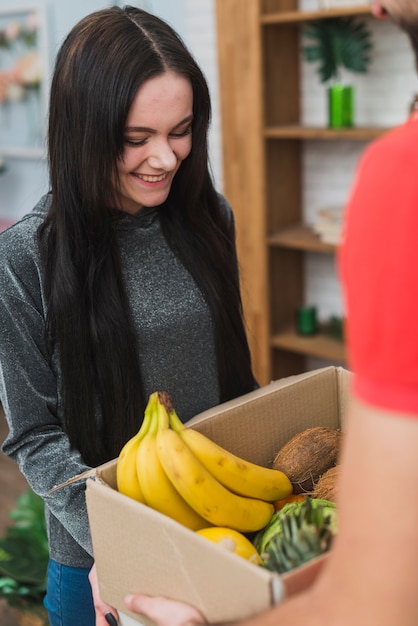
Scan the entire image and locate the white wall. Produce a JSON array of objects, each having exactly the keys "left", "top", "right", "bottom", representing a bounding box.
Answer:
[{"left": 0, "top": 0, "right": 222, "bottom": 221}]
